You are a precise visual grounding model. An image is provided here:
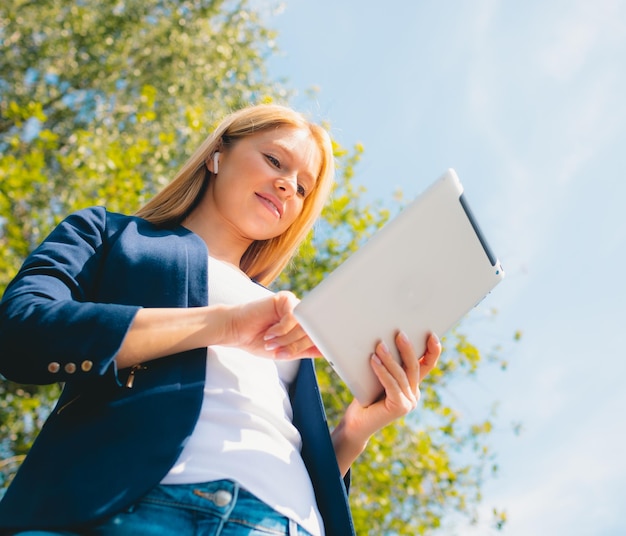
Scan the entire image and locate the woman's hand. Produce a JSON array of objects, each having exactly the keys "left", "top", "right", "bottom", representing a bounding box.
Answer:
[
  {"left": 115, "top": 290, "right": 319, "bottom": 369},
  {"left": 331, "top": 332, "right": 441, "bottom": 476},
  {"left": 223, "top": 290, "right": 321, "bottom": 360}
]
